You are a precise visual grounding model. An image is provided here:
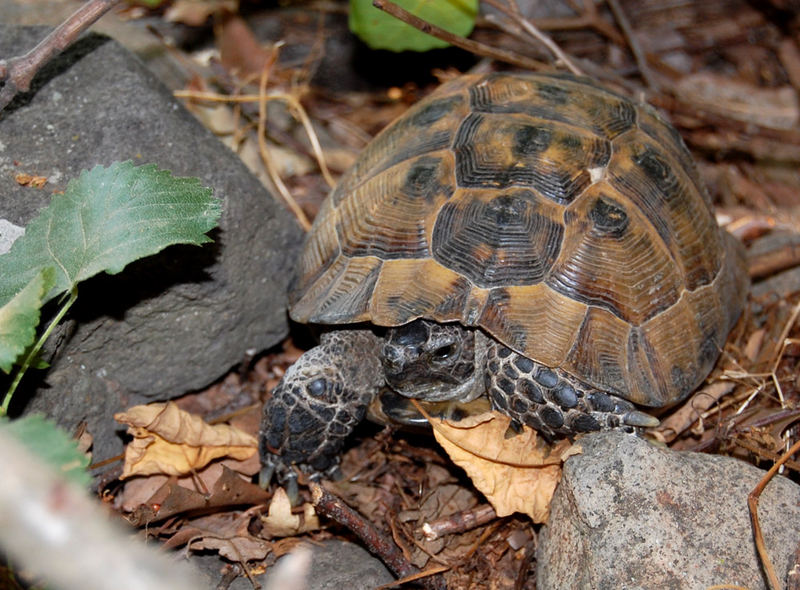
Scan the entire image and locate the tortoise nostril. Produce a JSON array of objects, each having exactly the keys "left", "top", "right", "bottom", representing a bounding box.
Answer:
[{"left": 382, "top": 346, "right": 405, "bottom": 372}]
